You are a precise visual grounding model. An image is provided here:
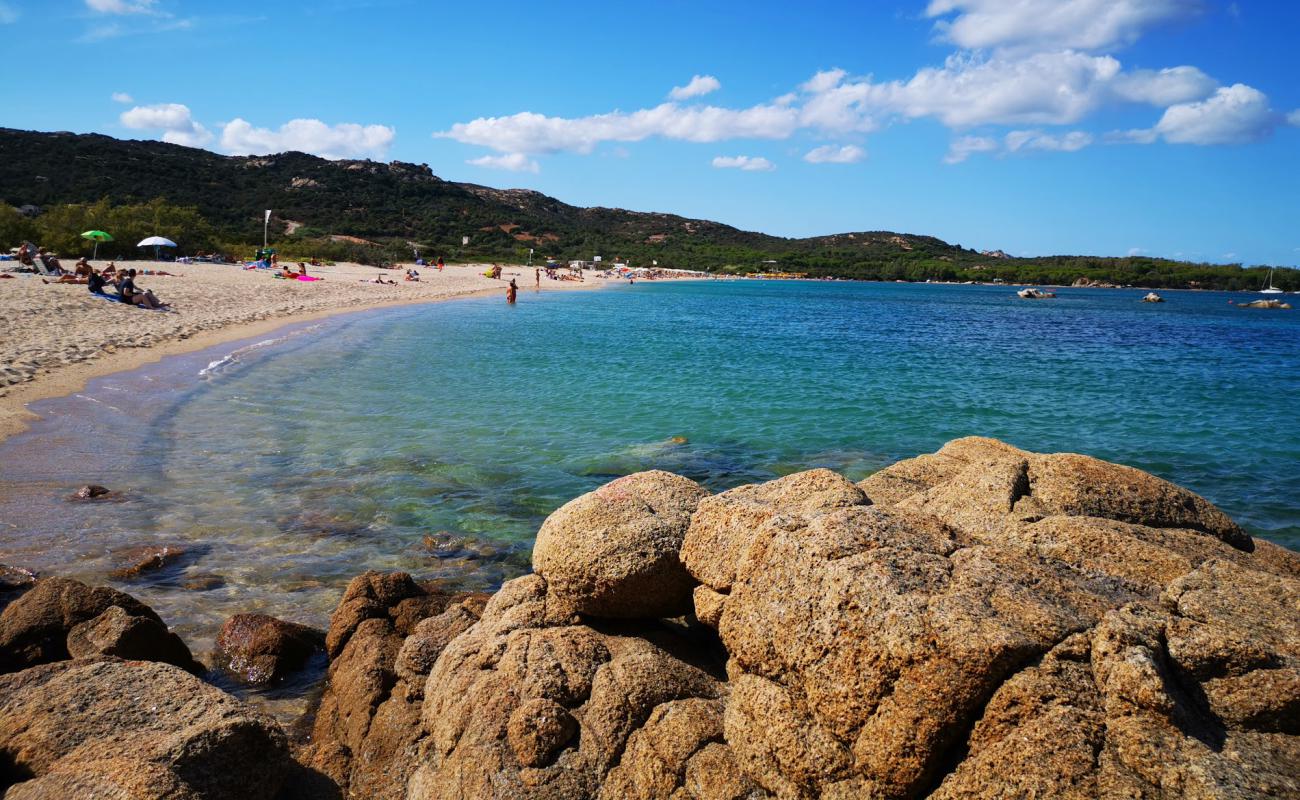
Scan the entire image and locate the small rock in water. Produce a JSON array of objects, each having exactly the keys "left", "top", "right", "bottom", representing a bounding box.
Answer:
[
  {"left": 182, "top": 572, "right": 227, "bottom": 591},
  {"left": 215, "top": 613, "right": 326, "bottom": 685},
  {"left": 109, "top": 544, "right": 188, "bottom": 580},
  {"left": 69, "top": 484, "right": 111, "bottom": 500},
  {"left": 1141, "top": 292, "right": 1165, "bottom": 303}
]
